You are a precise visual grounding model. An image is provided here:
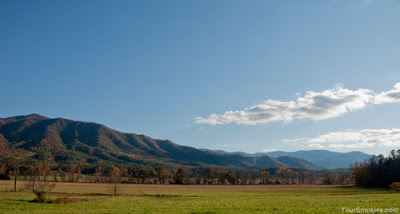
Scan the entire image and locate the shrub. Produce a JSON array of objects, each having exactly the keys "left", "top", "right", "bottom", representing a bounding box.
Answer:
[
  {"left": 137, "top": 188, "right": 145, "bottom": 196},
  {"left": 389, "top": 182, "right": 400, "bottom": 193},
  {"left": 25, "top": 181, "right": 56, "bottom": 203},
  {"left": 24, "top": 166, "right": 56, "bottom": 203}
]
